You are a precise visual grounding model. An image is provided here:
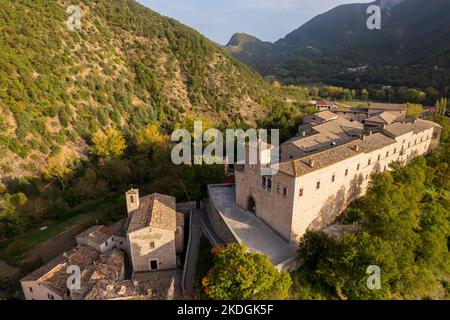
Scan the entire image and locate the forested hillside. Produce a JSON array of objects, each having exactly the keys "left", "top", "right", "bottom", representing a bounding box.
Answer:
[
  {"left": 226, "top": 0, "right": 450, "bottom": 93},
  {"left": 0, "top": 0, "right": 284, "bottom": 179}
]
